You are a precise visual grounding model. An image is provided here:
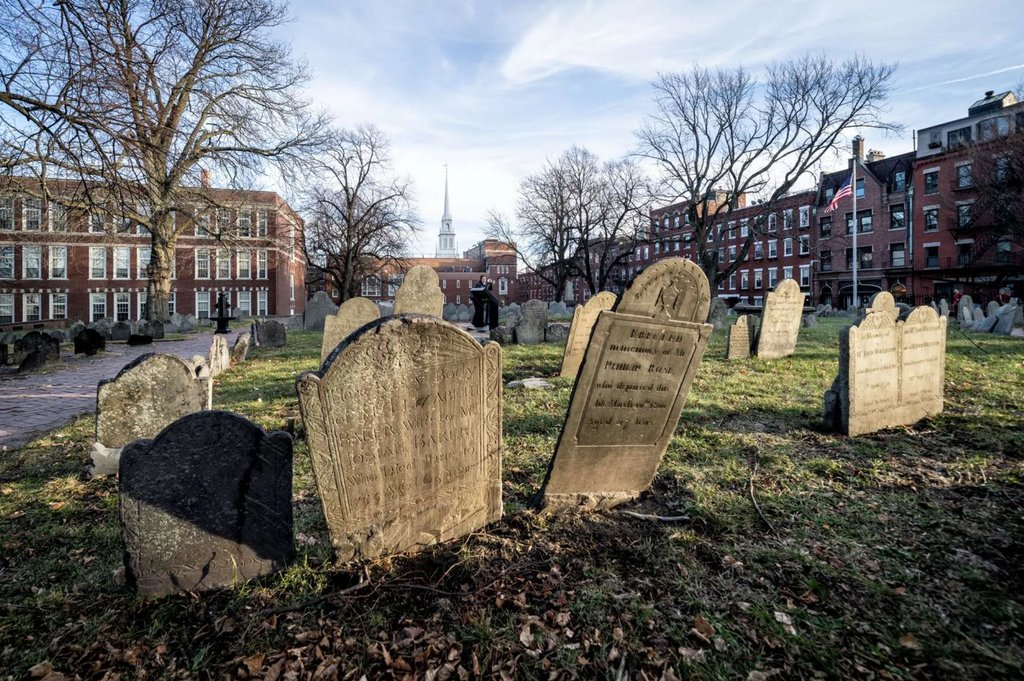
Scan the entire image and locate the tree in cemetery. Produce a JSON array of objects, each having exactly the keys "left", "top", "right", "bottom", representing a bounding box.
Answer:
[
  {"left": 486, "top": 146, "right": 650, "bottom": 298},
  {"left": 0, "top": 0, "right": 327, "bottom": 320},
  {"left": 635, "top": 54, "right": 898, "bottom": 294},
  {"left": 301, "top": 125, "right": 419, "bottom": 302}
]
